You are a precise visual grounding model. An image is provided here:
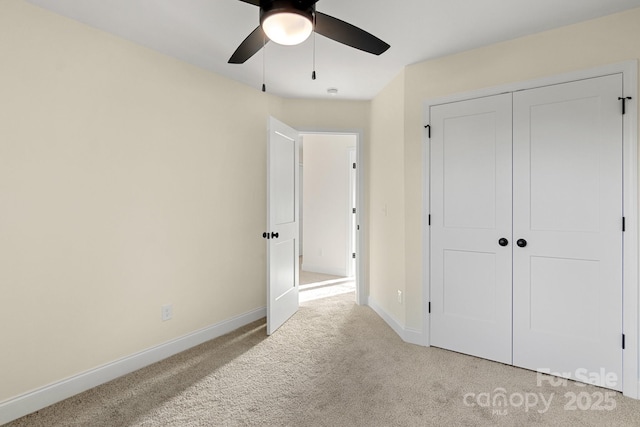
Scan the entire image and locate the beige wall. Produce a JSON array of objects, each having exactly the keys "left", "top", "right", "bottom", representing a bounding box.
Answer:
[
  {"left": 0, "top": 0, "right": 367, "bottom": 404},
  {"left": 369, "top": 71, "right": 406, "bottom": 323},
  {"left": 0, "top": 0, "right": 271, "bottom": 401},
  {"left": 281, "top": 98, "right": 370, "bottom": 131},
  {"left": 397, "top": 7, "right": 640, "bottom": 329}
]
